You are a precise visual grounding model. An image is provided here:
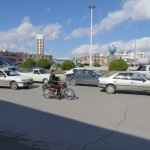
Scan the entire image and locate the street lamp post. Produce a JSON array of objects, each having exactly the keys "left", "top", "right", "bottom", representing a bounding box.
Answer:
[
  {"left": 89, "top": 4, "right": 95, "bottom": 67},
  {"left": 134, "top": 23, "right": 137, "bottom": 67}
]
